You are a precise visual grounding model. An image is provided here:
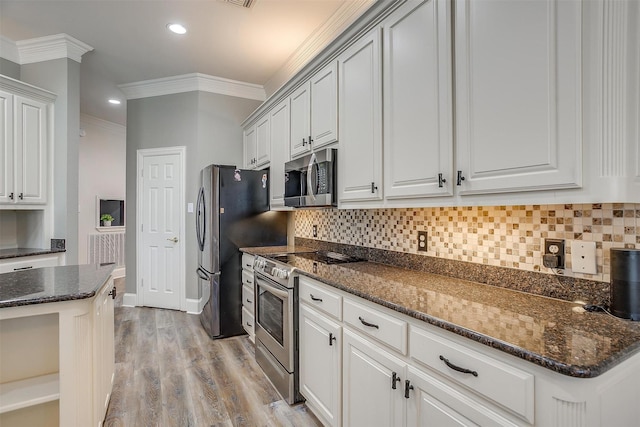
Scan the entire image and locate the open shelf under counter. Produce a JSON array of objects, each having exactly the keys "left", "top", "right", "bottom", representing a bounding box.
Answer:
[{"left": 0, "top": 373, "right": 59, "bottom": 414}]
